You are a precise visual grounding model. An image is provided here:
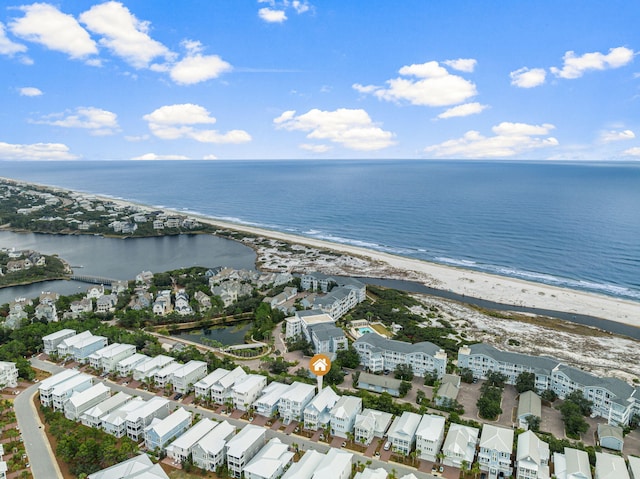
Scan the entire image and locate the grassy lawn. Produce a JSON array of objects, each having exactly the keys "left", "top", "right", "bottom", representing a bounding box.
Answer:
[
  {"left": 370, "top": 323, "right": 391, "bottom": 337},
  {"left": 164, "top": 467, "right": 220, "bottom": 479}
]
